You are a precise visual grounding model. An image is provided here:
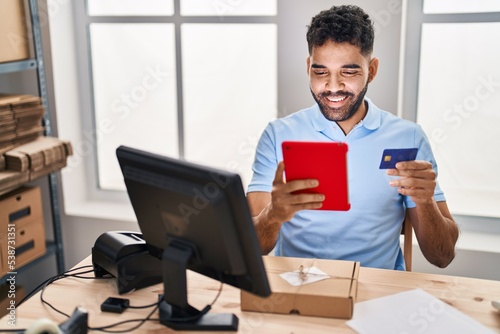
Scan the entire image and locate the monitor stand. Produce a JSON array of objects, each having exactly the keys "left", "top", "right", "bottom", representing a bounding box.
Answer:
[{"left": 158, "top": 240, "right": 239, "bottom": 331}]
